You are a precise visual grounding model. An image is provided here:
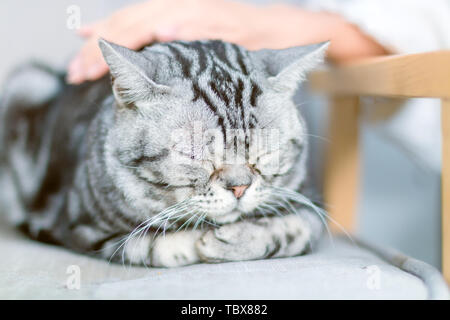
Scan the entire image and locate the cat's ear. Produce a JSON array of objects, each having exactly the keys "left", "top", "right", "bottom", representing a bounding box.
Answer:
[
  {"left": 250, "top": 41, "right": 329, "bottom": 93},
  {"left": 98, "top": 38, "right": 170, "bottom": 107}
]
